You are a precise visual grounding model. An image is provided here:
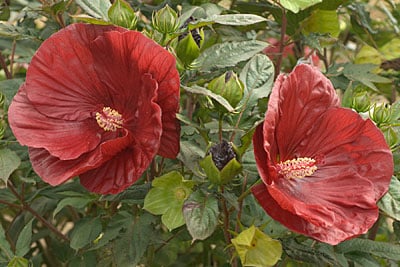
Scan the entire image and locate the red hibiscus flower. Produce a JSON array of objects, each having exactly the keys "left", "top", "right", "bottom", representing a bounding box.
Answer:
[
  {"left": 252, "top": 64, "right": 393, "bottom": 245},
  {"left": 8, "top": 23, "right": 180, "bottom": 194}
]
